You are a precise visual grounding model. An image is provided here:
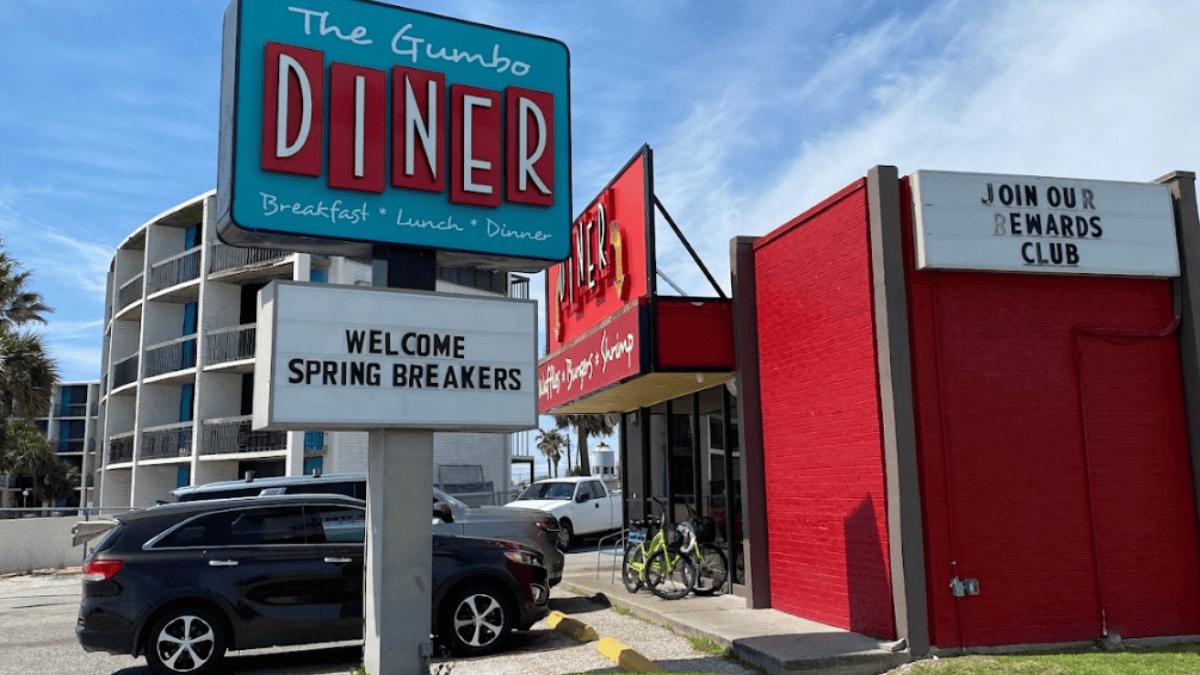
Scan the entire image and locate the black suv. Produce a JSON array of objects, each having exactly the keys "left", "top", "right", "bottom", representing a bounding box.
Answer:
[{"left": 76, "top": 494, "right": 549, "bottom": 675}]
